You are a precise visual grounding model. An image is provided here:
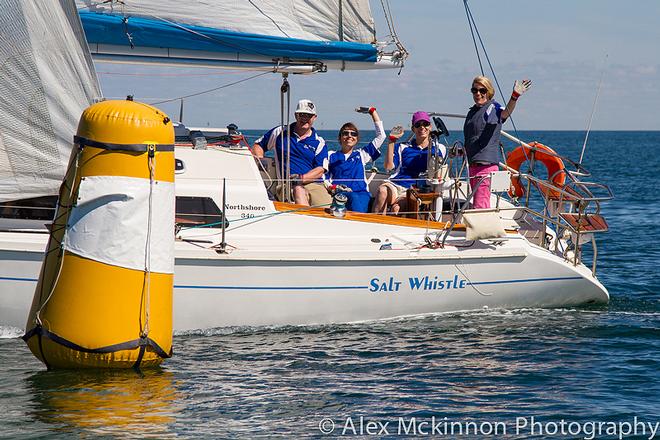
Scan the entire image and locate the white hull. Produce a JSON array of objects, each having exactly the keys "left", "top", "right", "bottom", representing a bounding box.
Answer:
[
  {"left": 0, "top": 229, "right": 608, "bottom": 331},
  {"left": 0, "top": 146, "right": 609, "bottom": 331},
  {"left": 174, "top": 253, "right": 607, "bottom": 329}
]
